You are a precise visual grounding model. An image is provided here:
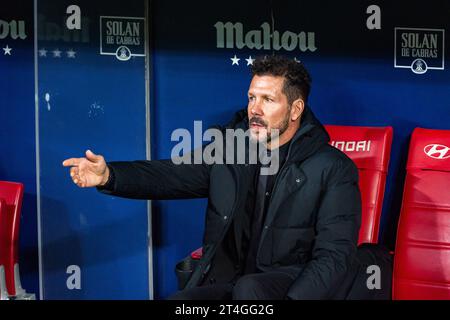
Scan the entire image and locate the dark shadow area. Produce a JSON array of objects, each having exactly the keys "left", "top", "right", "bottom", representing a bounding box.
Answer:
[{"left": 380, "top": 130, "right": 412, "bottom": 250}]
